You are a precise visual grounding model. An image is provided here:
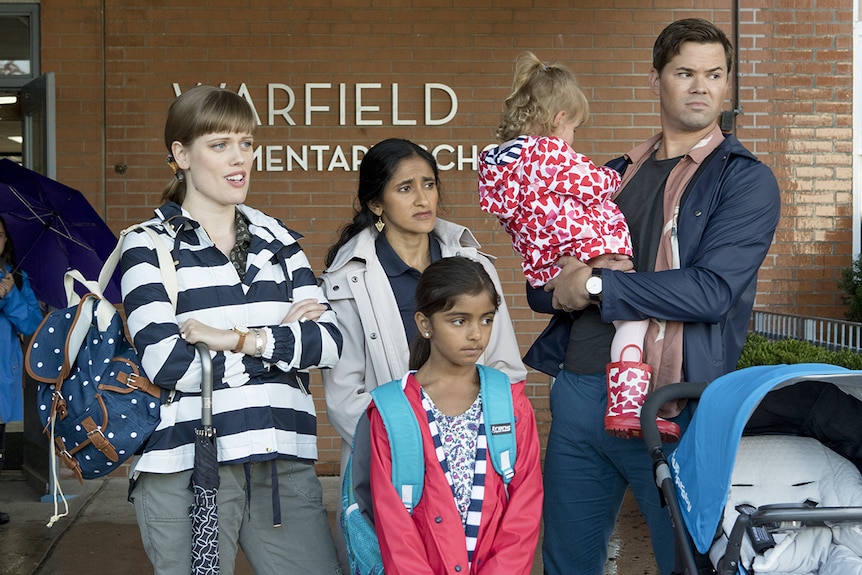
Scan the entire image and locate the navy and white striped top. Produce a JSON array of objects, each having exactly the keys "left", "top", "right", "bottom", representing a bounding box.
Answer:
[{"left": 121, "top": 202, "right": 342, "bottom": 474}]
